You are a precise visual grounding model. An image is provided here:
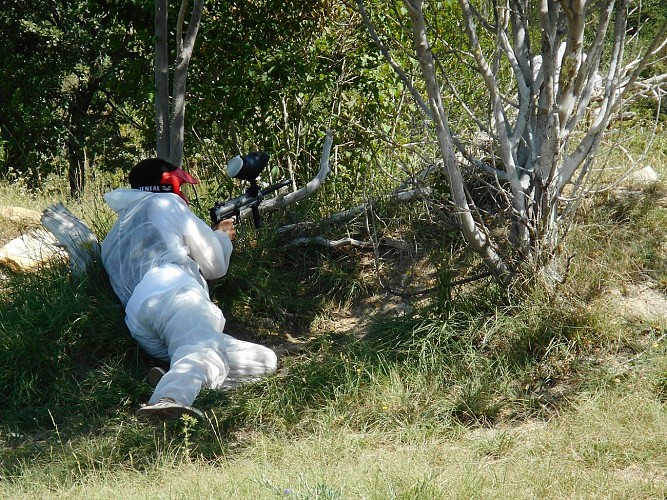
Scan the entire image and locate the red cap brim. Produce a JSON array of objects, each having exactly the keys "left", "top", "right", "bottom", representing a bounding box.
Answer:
[{"left": 173, "top": 167, "right": 200, "bottom": 185}]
